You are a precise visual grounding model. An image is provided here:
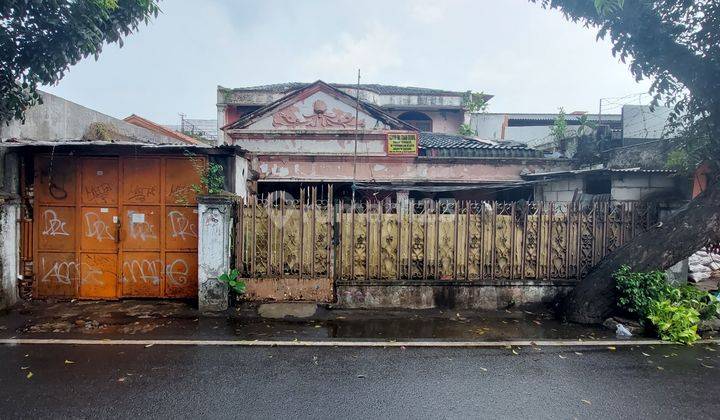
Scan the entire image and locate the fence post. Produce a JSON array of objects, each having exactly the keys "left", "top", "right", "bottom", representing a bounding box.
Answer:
[{"left": 197, "top": 195, "right": 234, "bottom": 312}]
